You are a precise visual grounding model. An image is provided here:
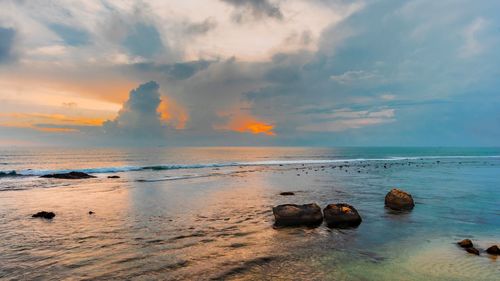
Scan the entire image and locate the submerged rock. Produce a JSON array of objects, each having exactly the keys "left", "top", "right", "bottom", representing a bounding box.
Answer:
[
  {"left": 107, "top": 175, "right": 120, "bottom": 179},
  {"left": 279, "top": 192, "right": 295, "bottom": 196},
  {"left": 323, "top": 203, "right": 362, "bottom": 228},
  {"left": 486, "top": 245, "right": 500, "bottom": 255},
  {"left": 272, "top": 203, "right": 323, "bottom": 227},
  {"left": 32, "top": 211, "right": 55, "bottom": 219},
  {"left": 466, "top": 247, "right": 480, "bottom": 256},
  {"left": 384, "top": 188, "right": 415, "bottom": 210},
  {"left": 40, "top": 171, "right": 96, "bottom": 179},
  {"left": 457, "top": 239, "right": 474, "bottom": 248}
]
